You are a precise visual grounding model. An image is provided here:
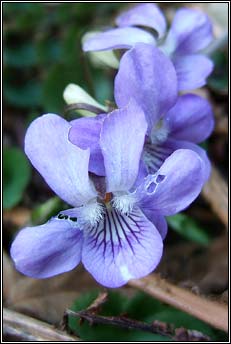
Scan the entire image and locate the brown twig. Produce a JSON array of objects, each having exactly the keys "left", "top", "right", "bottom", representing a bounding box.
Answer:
[
  {"left": 128, "top": 274, "right": 228, "bottom": 332},
  {"left": 66, "top": 292, "right": 211, "bottom": 341},
  {"left": 67, "top": 309, "right": 173, "bottom": 339},
  {"left": 3, "top": 308, "right": 80, "bottom": 342},
  {"left": 202, "top": 165, "right": 228, "bottom": 227},
  {"left": 86, "top": 291, "right": 108, "bottom": 312},
  {"left": 67, "top": 309, "right": 210, "bottom": 341}
]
